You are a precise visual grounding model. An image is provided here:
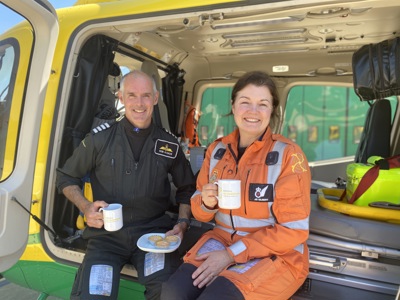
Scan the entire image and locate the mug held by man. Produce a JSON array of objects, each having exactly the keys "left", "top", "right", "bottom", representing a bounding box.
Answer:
[{"left": 99, "top": 203, "right": 123, "bottom": 231}]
